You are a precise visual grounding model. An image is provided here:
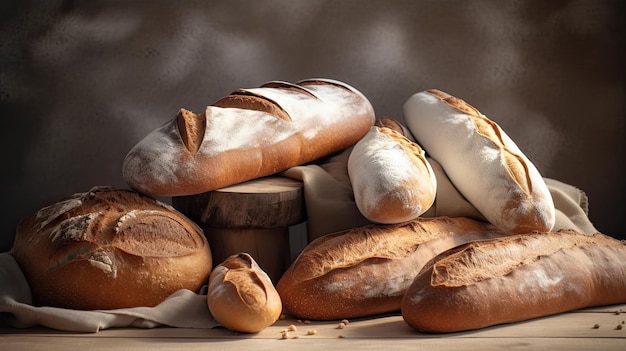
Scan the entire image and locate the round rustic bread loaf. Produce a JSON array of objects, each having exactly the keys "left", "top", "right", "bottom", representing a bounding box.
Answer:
[{"left": 12, "top": 186, "right": 213, "bottom": 310}]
